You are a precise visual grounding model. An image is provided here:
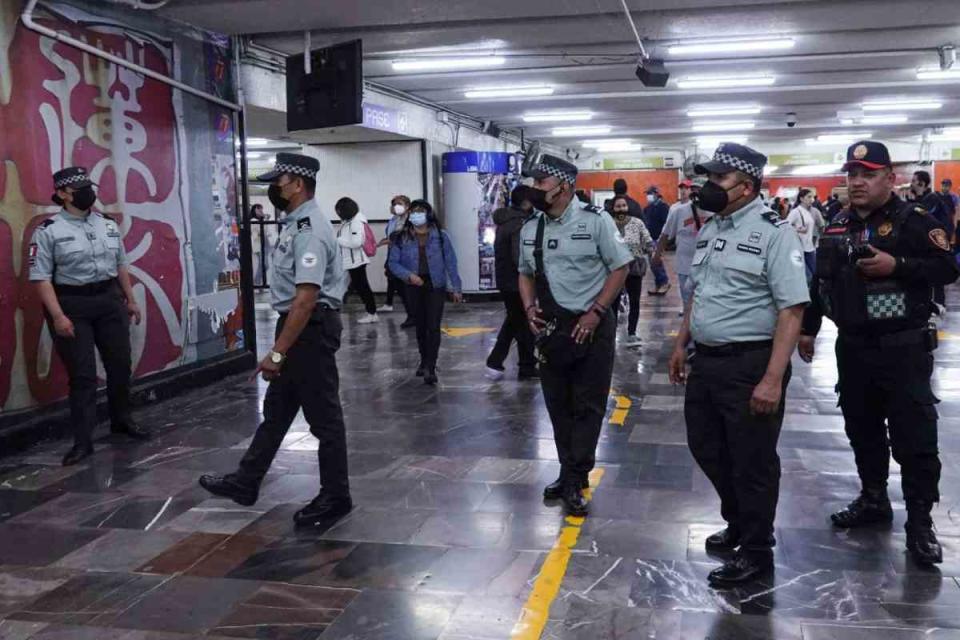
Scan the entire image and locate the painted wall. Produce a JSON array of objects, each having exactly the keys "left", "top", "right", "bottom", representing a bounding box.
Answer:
[
  {"left": 576, "top": 170, "right": 682, "bottom": 206},
  {"left": 0, "top": 0, "right": 243, "bottom": 414}
]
